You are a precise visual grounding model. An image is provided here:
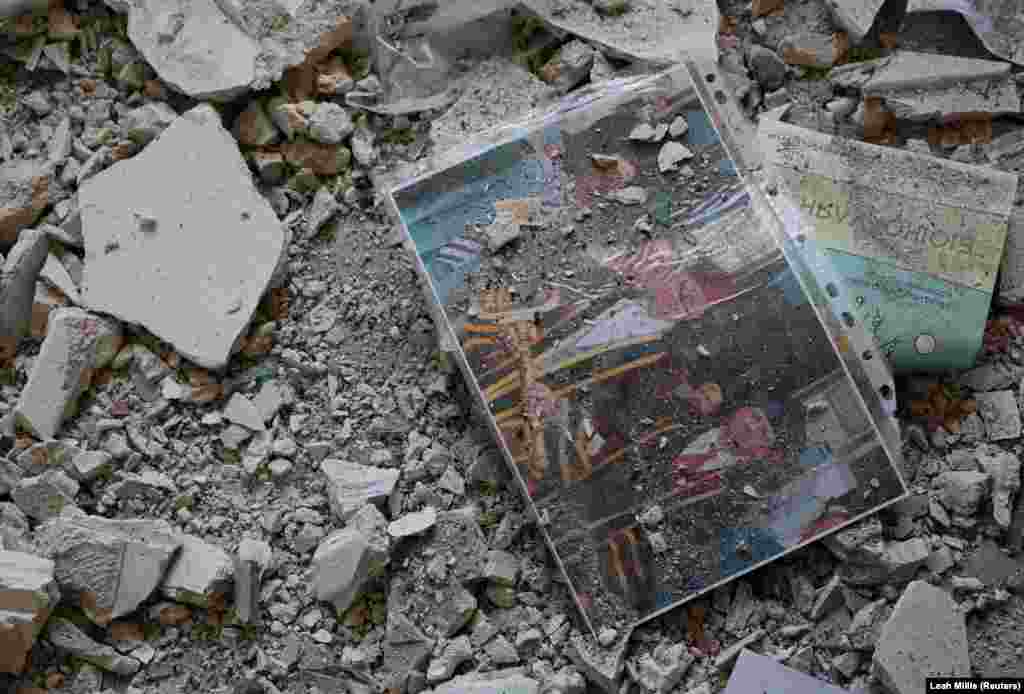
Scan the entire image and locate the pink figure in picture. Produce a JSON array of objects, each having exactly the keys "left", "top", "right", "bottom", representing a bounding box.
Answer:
[
  {"left": 604, "top": 240, "right": 738, "bottom": 322},
  {"left": 672, "top": 407, "right": 784, "bottom": 500},
  {"left": 652, "top": 355, "right": 723, "bottom": 416}
]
